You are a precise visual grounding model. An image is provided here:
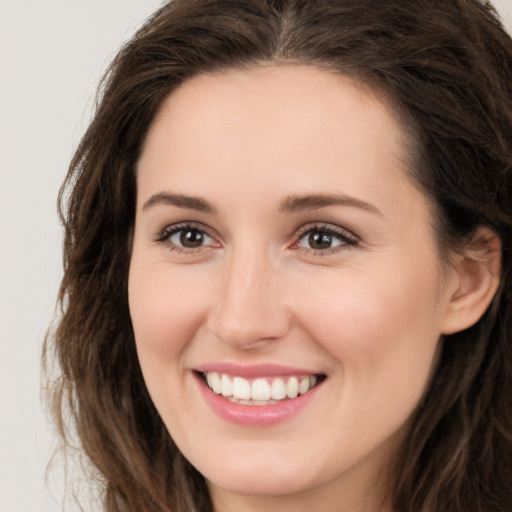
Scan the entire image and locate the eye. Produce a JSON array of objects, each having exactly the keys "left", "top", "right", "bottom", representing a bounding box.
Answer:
[
  {"left": 170, "top": 227, "right": 212, "bottom": 248},
  {"left": 295, "top": 225, "right": 358, "bottom": 253},
  {"left": 155, "top": 224, "right": 217, "bottom": 251}
]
